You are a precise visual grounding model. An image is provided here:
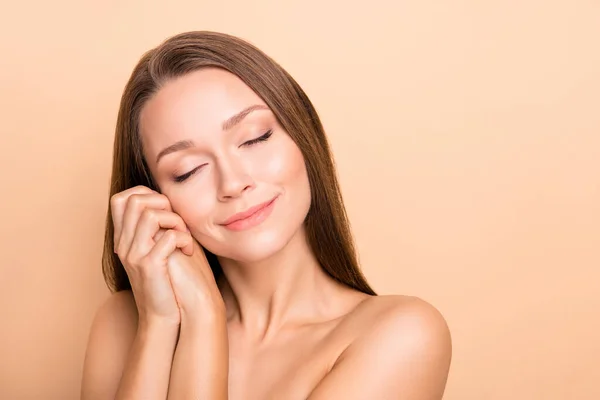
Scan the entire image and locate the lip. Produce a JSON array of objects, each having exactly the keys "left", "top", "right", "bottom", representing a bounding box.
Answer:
[{"left": 220, "top": 195, "right": 279, "bottom": 227}]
